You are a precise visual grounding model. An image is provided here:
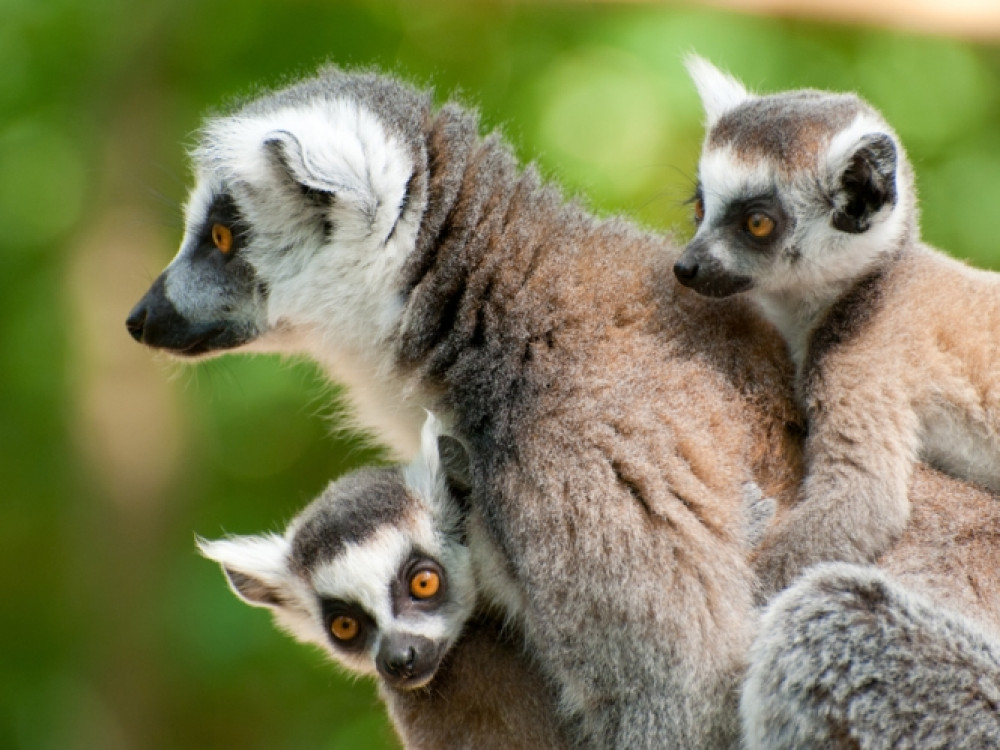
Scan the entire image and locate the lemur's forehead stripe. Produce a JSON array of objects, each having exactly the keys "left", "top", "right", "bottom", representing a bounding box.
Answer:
[
  {"left": 709, "top": 91, "right": 863, "bottom": 173},
  {"left": 290, "top": 467, "right": 414, "bottom": 573}
]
